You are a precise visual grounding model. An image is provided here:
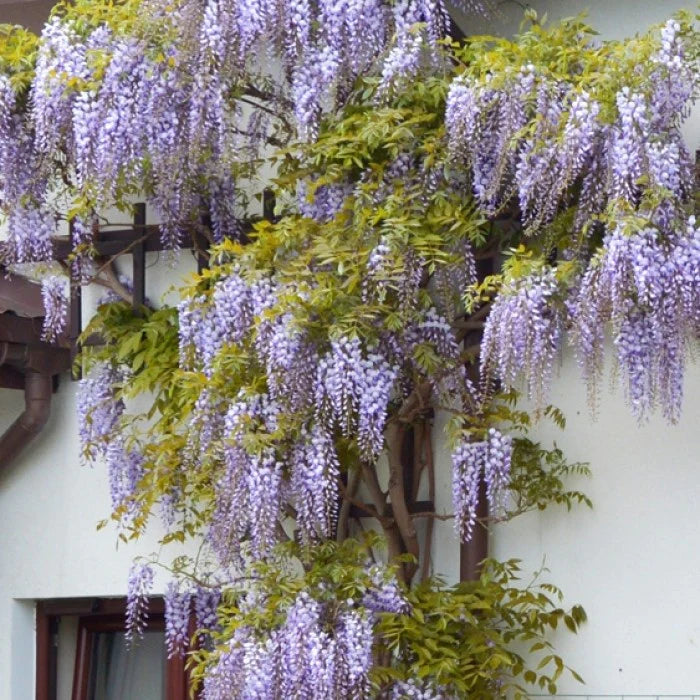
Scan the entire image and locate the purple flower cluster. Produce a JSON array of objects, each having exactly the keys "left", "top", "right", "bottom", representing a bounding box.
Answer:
[
  {"left": 0, "top": 0, "right": 480, "bottom": 262},
  {"left": 201, "top": 590, "right": 381, "bottom": 699},
  {"left": 481, "top": 269, "right": 563, "bottom": 404},
  {"left": 445, "top": 26, "right": 695, "bottom": 231},
  {"left": 209, "top": 433, "right": 283, "bottom": 564},
  {"left": 390, "top": 678, "right": 447, "bottom": 699},
  {"left": 40, "top": 275, "right": 68, "bottom": 343},
  {"left": 291, "top": 424, "right": 340, "bottom": 542},
  {"left": 316, "top": 336, "right": 397, "bottom": 459},
  {"left": 418, "top": 308, "right": 461, "bottom": 361},
  {"left": 362, "top": 566, "right": 411, "bottom": 615},
  {"left": 194, "top": 586, "right": 222, "bottom": 637},
  {"left": 451, "top": 429, "right": 512, "bottom": 542},
  {"left": 298, "top": 179, "right": 352, "bottom": 222},
  {"left": 0, "top": 75, "right": 55, "bottom": 264},
  {"left": 571, "top": 218, "right": 699, "bottom": 421},
  {"left": 362, "top": 239, "right": 392, "bottom": 302},
  {"left": 126, "top": 563, "right": 154, "bottom": 643},
  {"left": 105, "top": 441, "right": 145, "bottom": 528},
  {"left": 77, "top": 363, "right": 124, "bottom": 461},
  {"left": 164, "top": 582, "right": 192, "bottom": 658}
]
